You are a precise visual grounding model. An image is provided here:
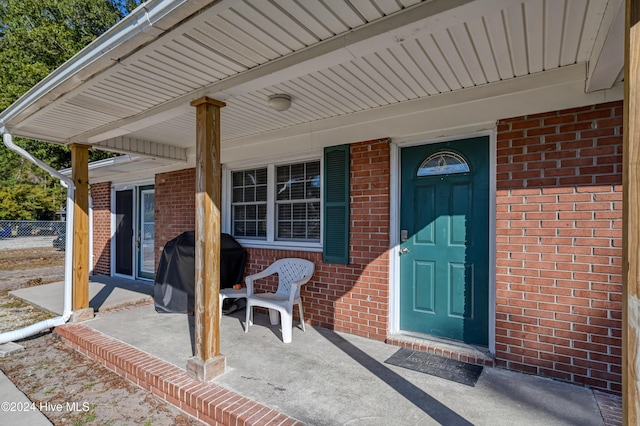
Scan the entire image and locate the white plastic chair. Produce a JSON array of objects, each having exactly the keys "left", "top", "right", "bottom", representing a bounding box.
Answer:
[{"left": 244, "top": 258, "right": 315, "bottom": 343}]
